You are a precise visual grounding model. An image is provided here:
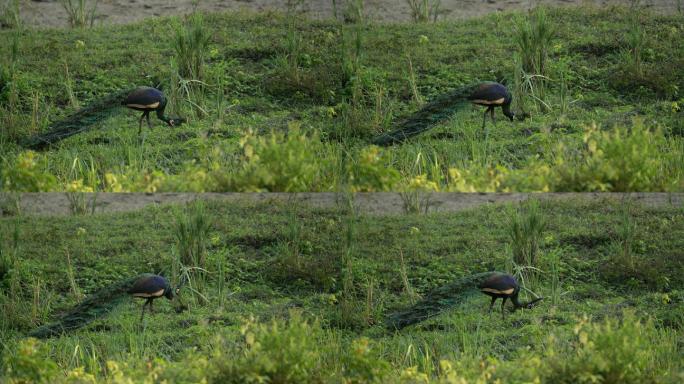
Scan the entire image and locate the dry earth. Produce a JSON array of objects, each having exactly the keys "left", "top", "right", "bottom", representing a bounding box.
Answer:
[
  {"left": 18, "top": 0, "right": 682, "bottom": 28},
  {"left": 1, "top": 192, "right": 682, "bottom": 216}
]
